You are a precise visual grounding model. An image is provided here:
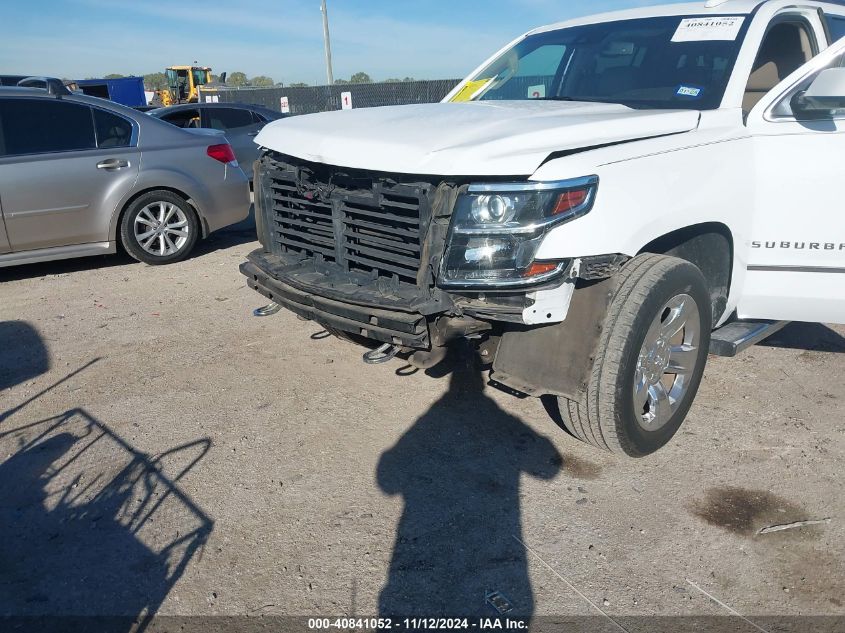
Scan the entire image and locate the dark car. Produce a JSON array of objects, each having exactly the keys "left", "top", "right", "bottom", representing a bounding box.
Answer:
[
  {"left": 0, "top": 75, "right": 29, "bottom": 87},
  {"left": 149, "top": 103, "right": 285, "bottom": 181}
]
